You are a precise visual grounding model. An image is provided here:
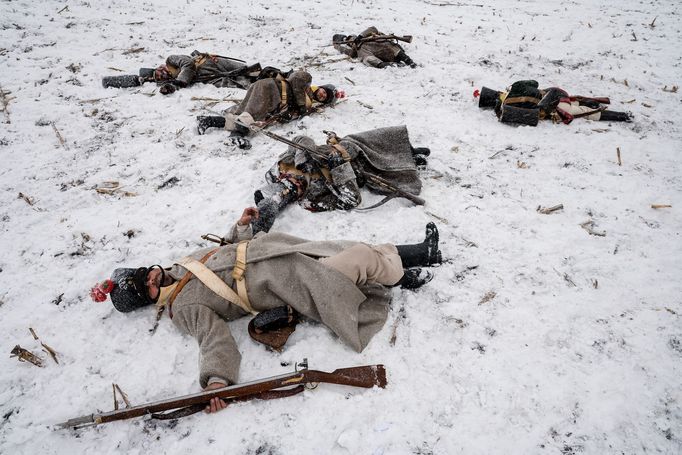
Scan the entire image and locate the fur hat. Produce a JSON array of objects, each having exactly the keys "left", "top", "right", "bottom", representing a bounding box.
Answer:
[
  {"left": 313, "top": 84, "right": 339, "bottom": 105},
  {"left": 108, "top": 267, "right": 153, "bottom": 313}
]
